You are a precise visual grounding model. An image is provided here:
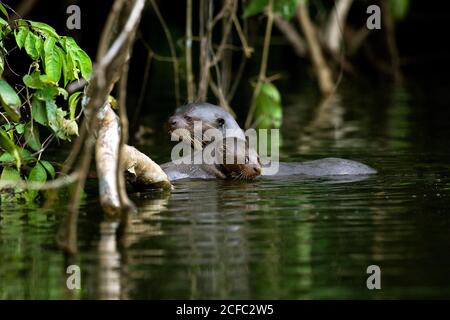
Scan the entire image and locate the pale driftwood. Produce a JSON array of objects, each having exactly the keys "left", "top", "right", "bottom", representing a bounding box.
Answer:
[
  {"left": 96, "top": 103, "right": 172, "bottom": 217},
  {"left": 123, "top": 145, "right": 172, "bottom": 191},
  {"left": 96, "top": 103, "right": 135, "bottom": 217}
]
